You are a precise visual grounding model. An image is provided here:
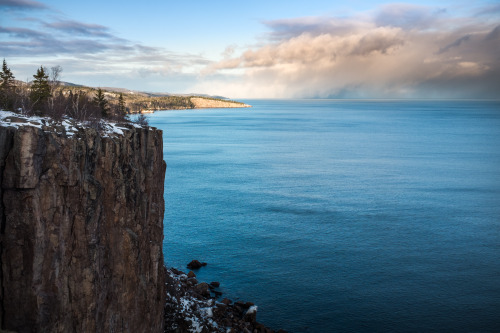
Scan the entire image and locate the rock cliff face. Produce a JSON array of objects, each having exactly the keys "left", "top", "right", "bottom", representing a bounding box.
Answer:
[
  {"left": 0, "top": 120, "right": 166, "bottom": 332},
  {"left": 190, "top": 97, "right": 251, "bottom": 109}
]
